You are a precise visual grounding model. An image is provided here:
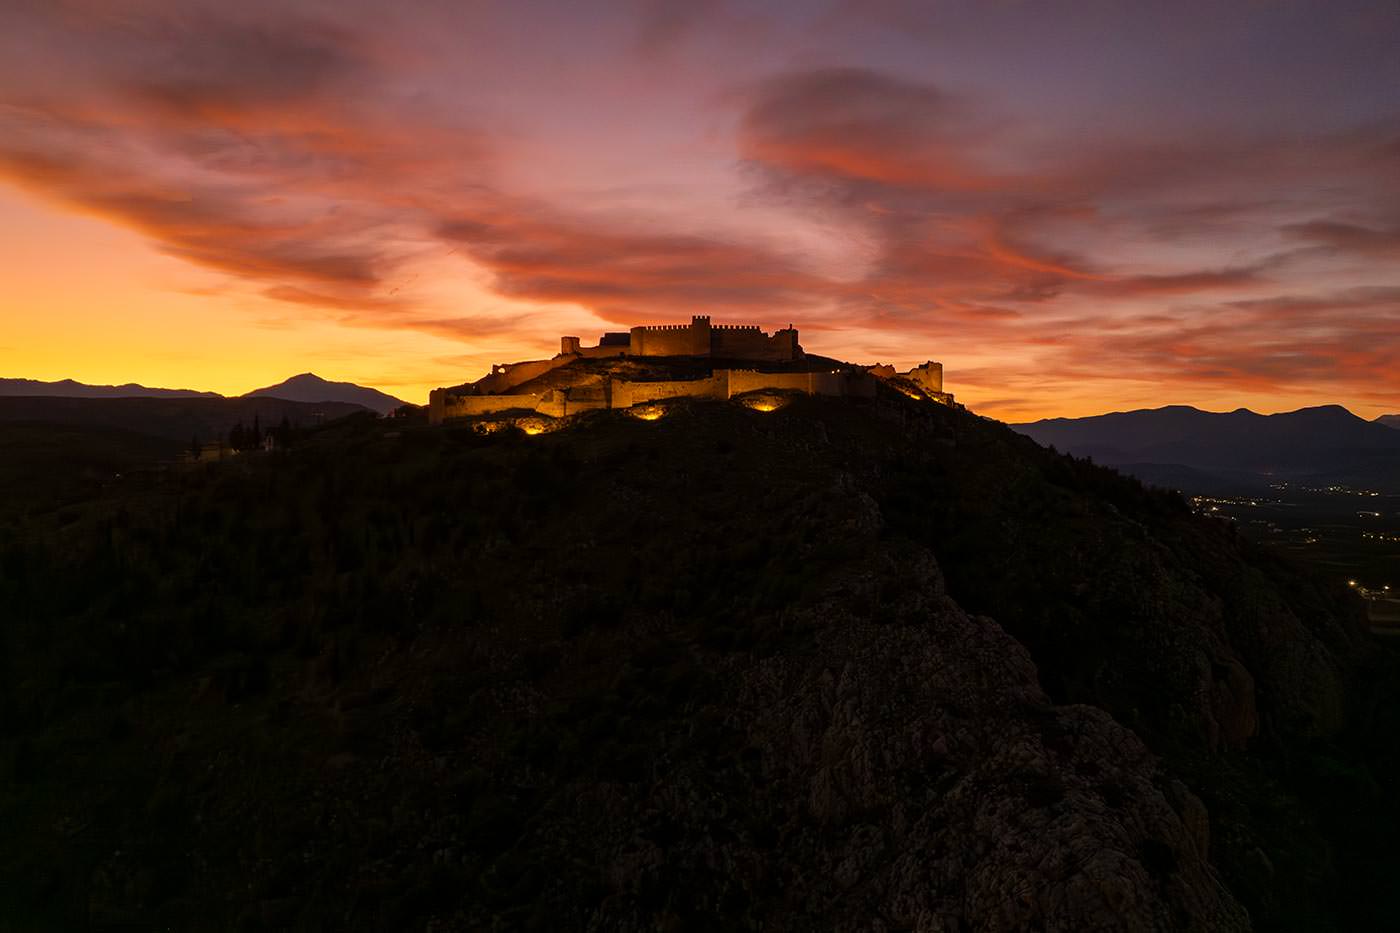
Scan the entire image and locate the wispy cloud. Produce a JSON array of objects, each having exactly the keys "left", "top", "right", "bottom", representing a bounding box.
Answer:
[
  {"left": 0, "top": 3, "right": 1397, "bottom": 416},
  {"left": 731, "top": 66, "right": 1400, "bottom": 410}
]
